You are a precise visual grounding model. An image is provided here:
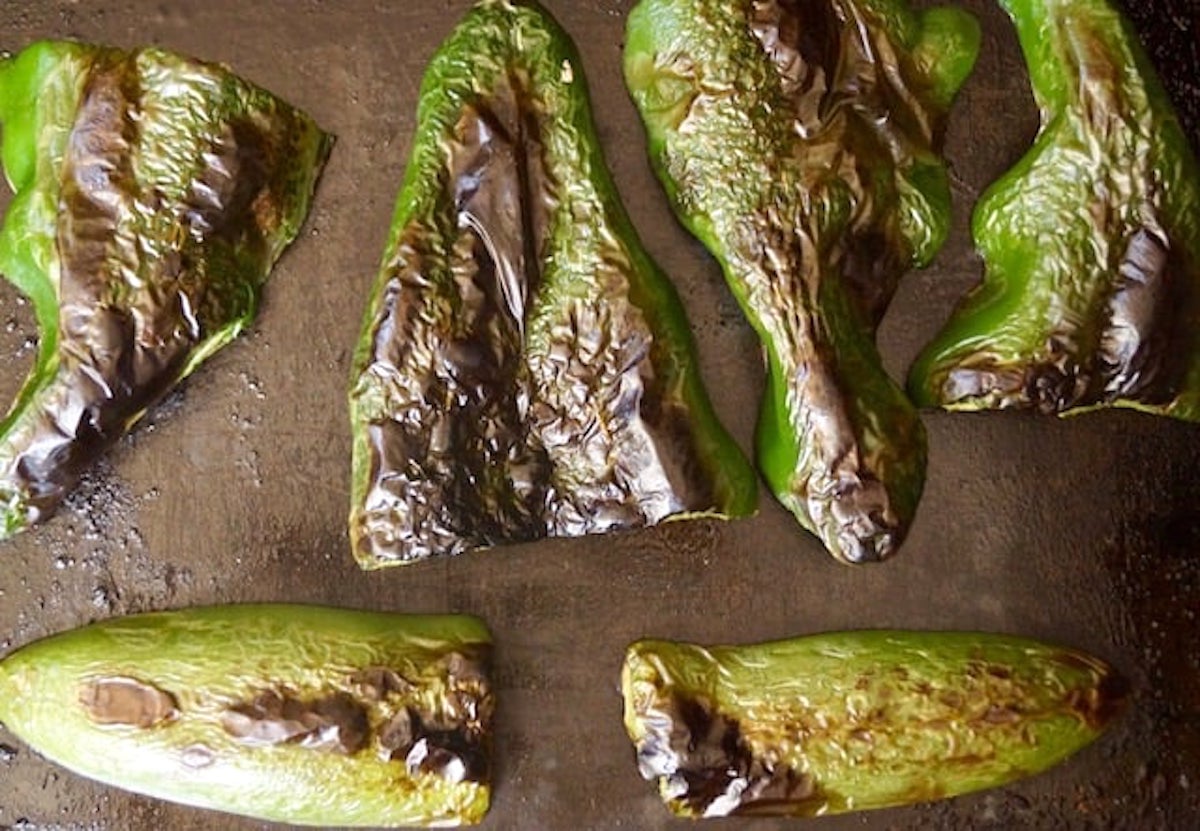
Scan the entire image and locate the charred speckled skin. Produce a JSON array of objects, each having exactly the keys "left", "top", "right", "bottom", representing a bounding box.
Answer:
[
  {"left": 621, "top": 632, "right": 1127, "bottom": 818},
  {"left": 624, "top": 0, "right": 980, "bottom": 563},
  {"left": 909, "top": 0, "right": 1200, "bottom": 418},
  {"left": 0, "top": 42, "right": 330, "bottom": 538},
  {"left": 0, "top": 605, "right": 494, "bottom": 827},
  {"left": 348, "top": 0, "right": 757, "bottom": 568}
]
